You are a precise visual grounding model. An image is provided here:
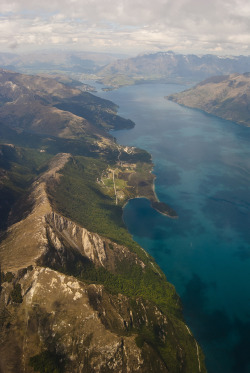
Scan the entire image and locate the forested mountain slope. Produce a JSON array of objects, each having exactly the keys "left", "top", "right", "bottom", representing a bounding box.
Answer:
[{"left": 0, "top": 70, "right": 206, "bottom": 372}]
